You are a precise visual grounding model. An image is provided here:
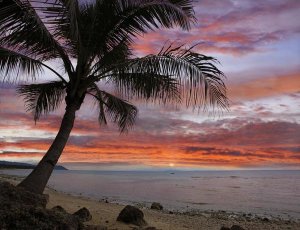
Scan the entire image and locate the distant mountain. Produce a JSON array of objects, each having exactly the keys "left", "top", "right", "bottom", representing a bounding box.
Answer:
[{"left": 0, "top": 161, "right": 68, "bottom": 170}]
